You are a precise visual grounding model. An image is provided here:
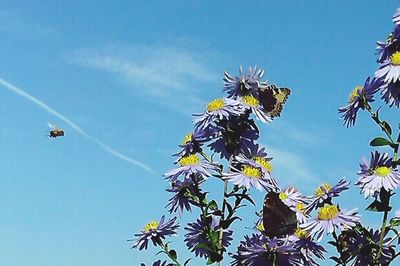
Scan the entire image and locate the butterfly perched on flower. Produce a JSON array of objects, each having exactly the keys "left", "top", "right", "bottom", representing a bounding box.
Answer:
[
  {"left": 262, "top": 191, "right": 297, "bottom": 238},
  {"left": 258, "top": 84, "right": 291, "bottom": 118}
]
